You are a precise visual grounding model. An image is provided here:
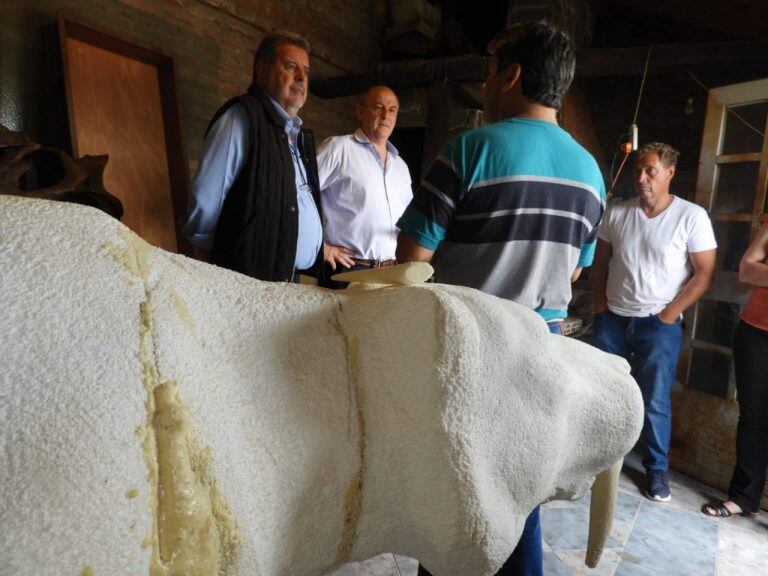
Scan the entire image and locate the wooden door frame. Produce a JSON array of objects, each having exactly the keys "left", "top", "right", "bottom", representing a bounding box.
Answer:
[
  {"left": 695, "top": 77, "right": 768, "bottom": 232},
  {"left": 686, "top": 77, "right": 768, "bottom": 398},
  {"left": 57, "top": 10, "right": 190, "bottom": 253}
]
